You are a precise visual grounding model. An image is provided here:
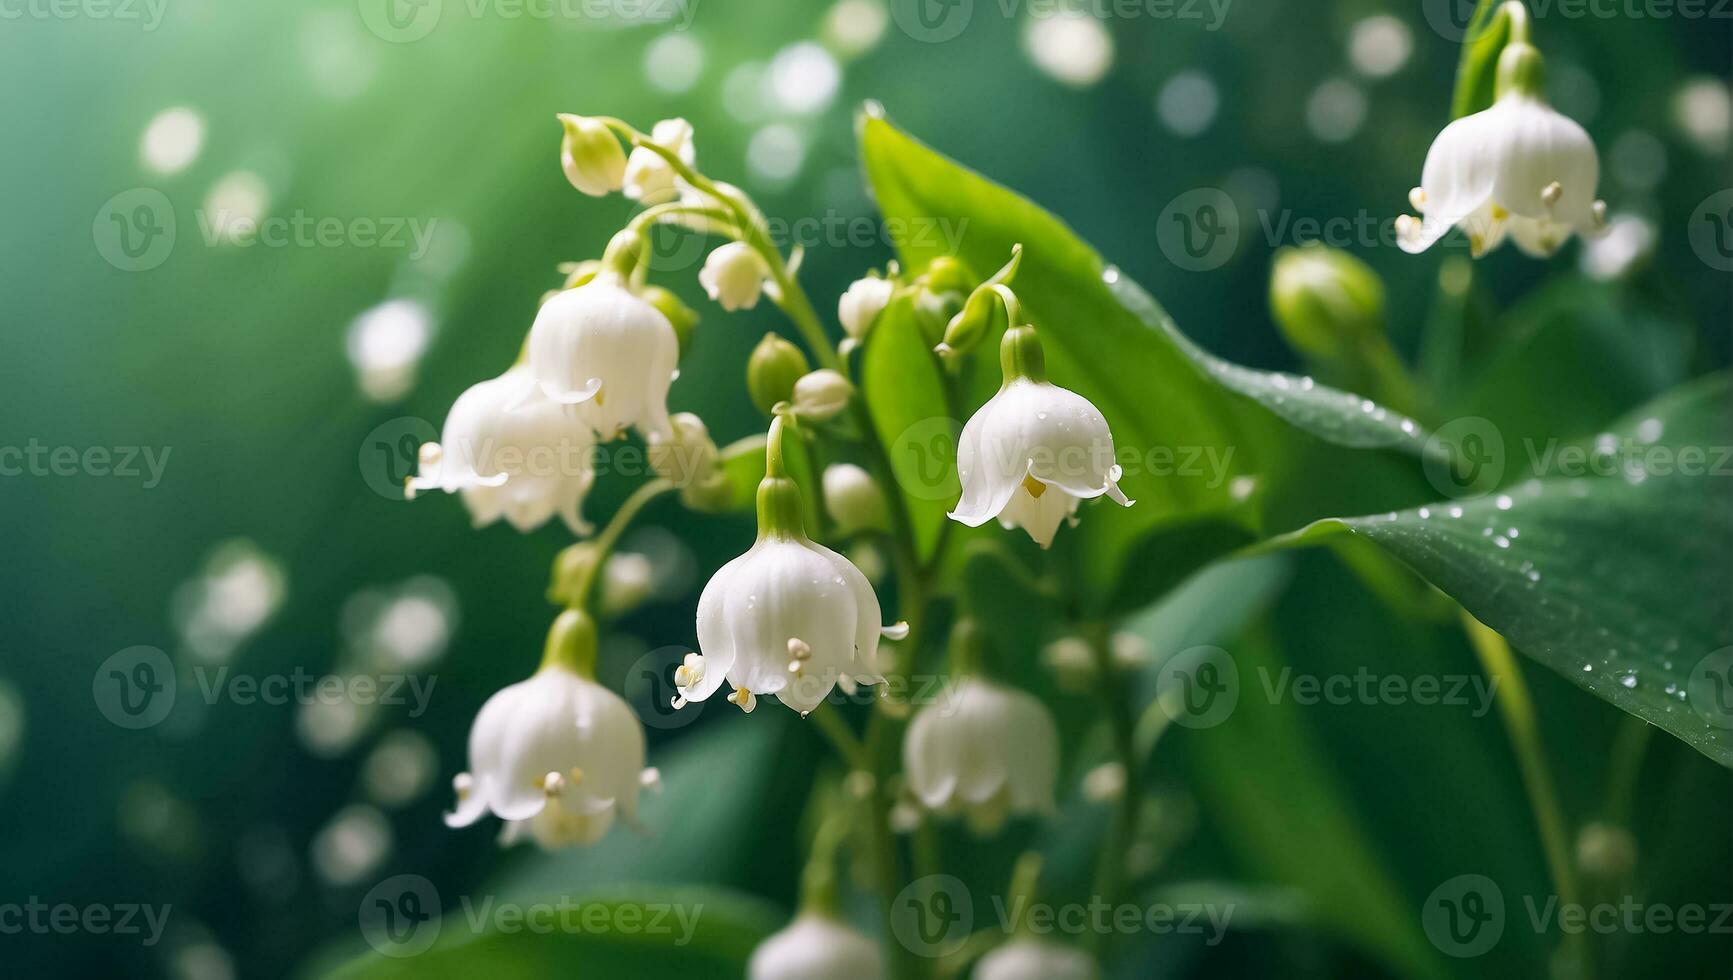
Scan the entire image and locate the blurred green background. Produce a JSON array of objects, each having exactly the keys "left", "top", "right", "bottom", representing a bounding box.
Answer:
[{"left": 1, "top": 0, "right": 1728, "bottom": 977}]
